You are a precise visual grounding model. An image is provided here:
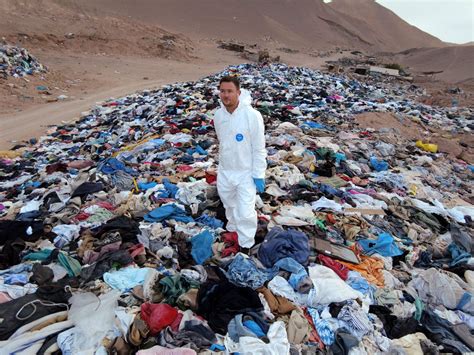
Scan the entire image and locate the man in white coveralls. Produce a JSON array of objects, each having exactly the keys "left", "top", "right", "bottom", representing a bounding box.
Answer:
[{"left": 213, "top": 75, "right": 267, "bottom": 249}]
